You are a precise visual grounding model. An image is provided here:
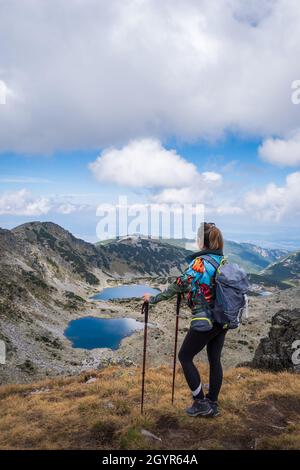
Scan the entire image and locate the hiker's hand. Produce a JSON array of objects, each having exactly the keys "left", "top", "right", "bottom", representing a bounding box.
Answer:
[{"left": 143, "top": 293, "right": 151, "bottom": 302}]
